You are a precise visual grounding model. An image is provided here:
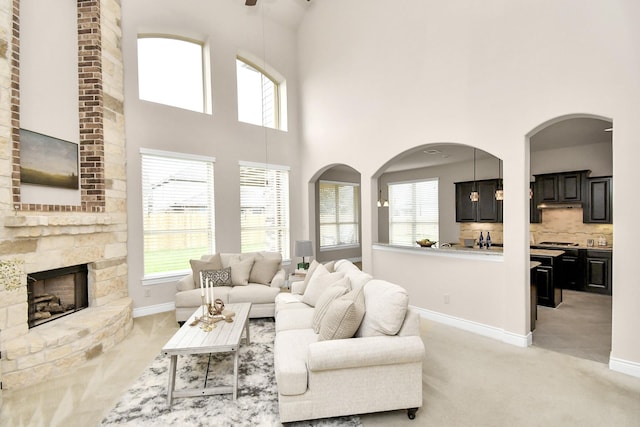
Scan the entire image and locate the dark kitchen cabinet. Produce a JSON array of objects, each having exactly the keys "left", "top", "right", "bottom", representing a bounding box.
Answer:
[
  {"left": 585, "top": 250, "right": 612, "bottom": 295},
  {"left": 530, "top": 182, "right": 541, "bottom": 223},
  {"left": 558, "top": 248, "right": 583, "bottom": 291},
  {"left": 584, "top": 177, "right": 612, "bottom": 224},
  {"left": 455, "top": 179, "right": 502, "bottom": 223},
  {"left": 530, "top": 255, "right": 562, "bottom": 307},
  {"left": 533, "top": 170, "right": 588, "bottom": 205}
]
